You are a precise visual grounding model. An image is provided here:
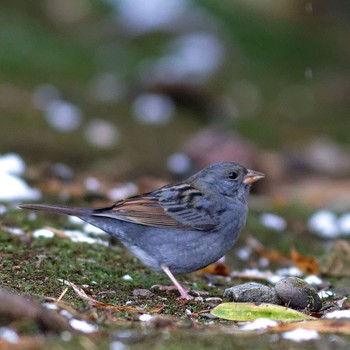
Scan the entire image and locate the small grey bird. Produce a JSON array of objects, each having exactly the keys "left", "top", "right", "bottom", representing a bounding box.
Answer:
[{"left": 19, "top": 162, "right": 264, "bottom": 299}]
